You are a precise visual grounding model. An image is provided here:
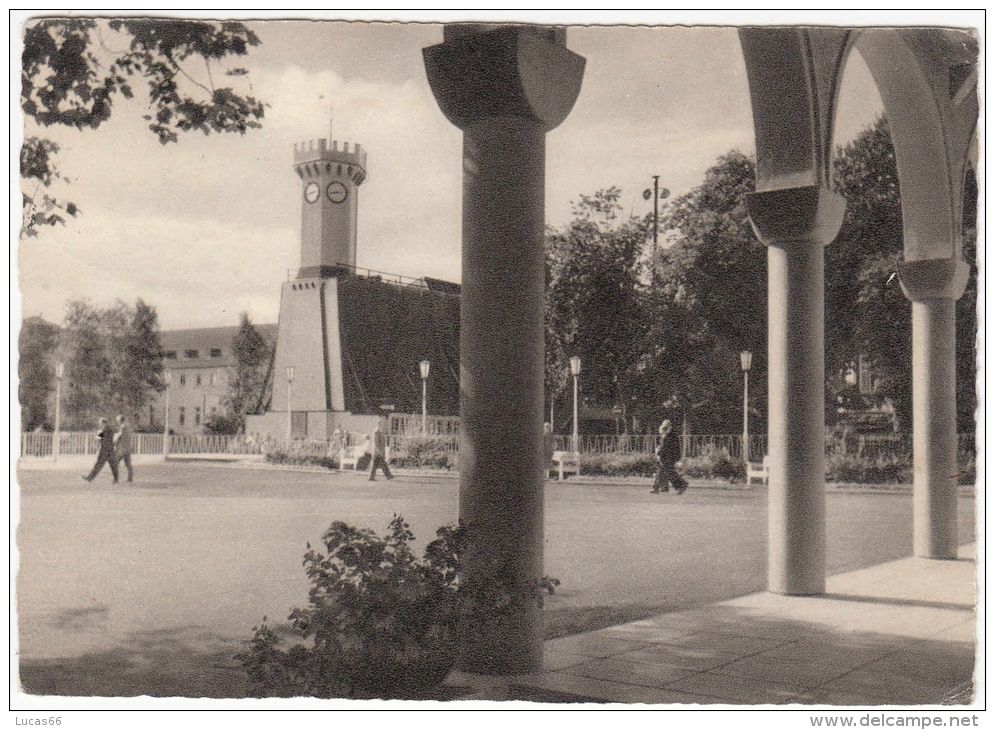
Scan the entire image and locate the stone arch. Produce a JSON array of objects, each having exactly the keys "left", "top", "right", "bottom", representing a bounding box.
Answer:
[
  {"left": 421, "top": 22, "right": 978, "bottom": 671},
  {"left": 854, "top": 28, "right": 978, "bottom": 262},
  {"left": 739, "top": 27, "right": 855, "bottom": 191},
  {"left": 739, "top": 27, "right": 978, "bottom": 583}
]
